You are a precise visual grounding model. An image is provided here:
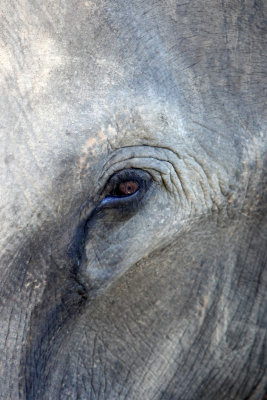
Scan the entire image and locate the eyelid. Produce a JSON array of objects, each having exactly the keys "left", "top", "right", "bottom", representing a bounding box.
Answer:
[
  {"left": 100, "top": 145, "right": 177, "bottom": 184},
  {"left": 99, "top": 189, "right": 141, "bottom": 208},
  {"left": 101, "top": 170, "right": 143, "bottom": 195},
  {"left": 99, "top": 158, "right": 165, "bottom": 190}
]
